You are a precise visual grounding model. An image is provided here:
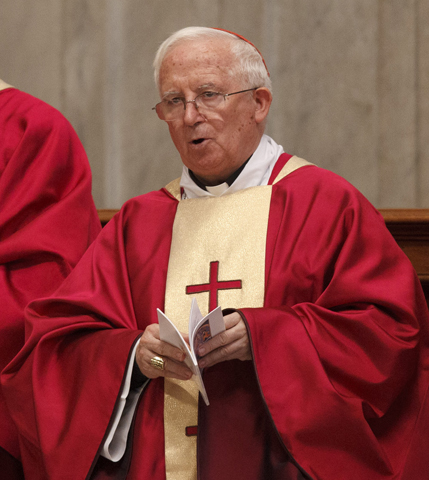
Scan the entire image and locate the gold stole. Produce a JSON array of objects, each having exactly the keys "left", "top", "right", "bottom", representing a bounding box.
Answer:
[
  {"left": 0, "top": 80, "right": 13, "bottom": 91},
  {"left": 163, "top": 156, "right": 312, "bottom": 479}
]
